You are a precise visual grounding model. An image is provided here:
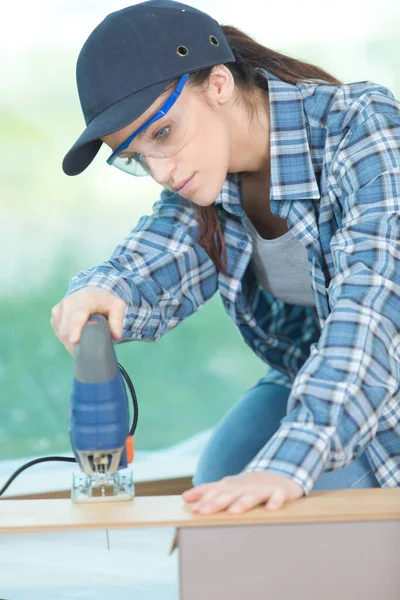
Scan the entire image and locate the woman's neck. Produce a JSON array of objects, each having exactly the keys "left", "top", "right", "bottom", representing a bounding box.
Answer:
[{"left": 227, "top": 87, "right": 271, "bottom": 175}]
